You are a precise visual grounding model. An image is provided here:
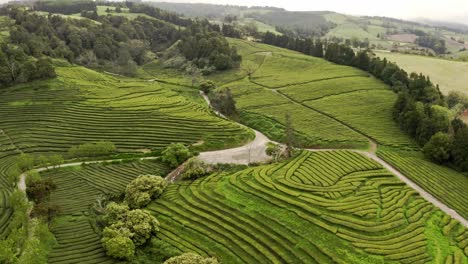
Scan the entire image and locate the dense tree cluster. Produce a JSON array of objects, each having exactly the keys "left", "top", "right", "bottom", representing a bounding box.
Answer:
[
  {"left": 415, "top": 35, "right": 447, "bottom": 54},
  {"left": 178, "top": 22, "right": 242, "bottom": 71},
  {"left": 33, "top": 0, "right": 96, "bottom": 15},
  {"left": 102, "top": 202, "right": 160, "bottom": 260},
  {"left": 262, "top": 32, "right": 324, "bottom": 57},
  {"left": 5, "top": 7, "right": 179, "bottom": 74},
  {"left": 209, "top": 88, "right": 239, "bottom": 119},
  {"left": 0, "top": 44, "right": 56, "bottom": 88},
  {"left": 161, "top": 143, "right": 193, "bottom": 168}
]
